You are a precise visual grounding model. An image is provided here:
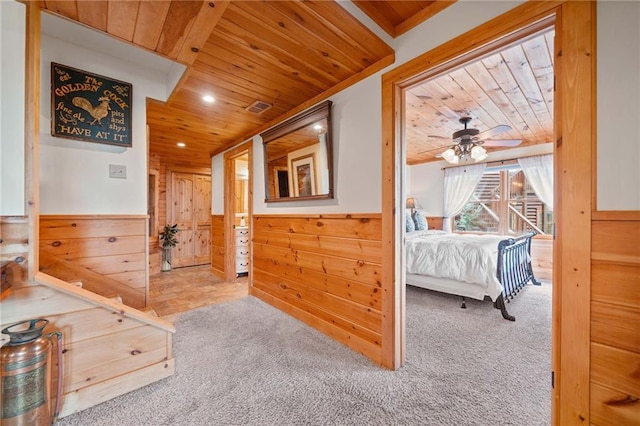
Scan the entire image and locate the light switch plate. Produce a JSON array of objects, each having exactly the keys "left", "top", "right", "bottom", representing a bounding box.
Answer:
[{"left": 109, "top": 164, "right": 127, "bottom": 179}]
